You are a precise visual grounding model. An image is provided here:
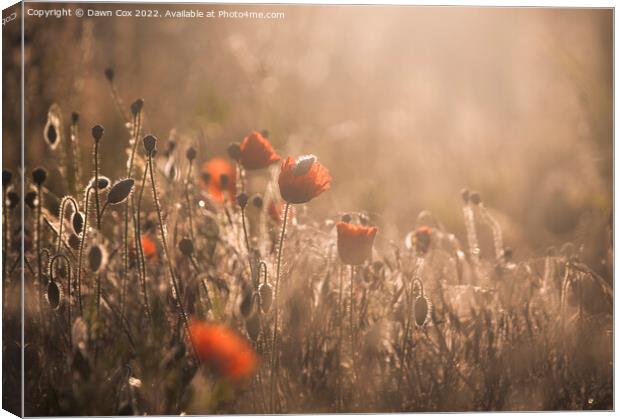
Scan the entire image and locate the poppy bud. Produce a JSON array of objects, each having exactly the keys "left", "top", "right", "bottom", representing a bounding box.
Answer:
[
  {"left": 72, "top": 211, "right": 84, "bottom": 235},
  {"left": 469, "top": 191, "right": 481, "bottom": 205},
  {"left": 503, "top": 247, "right": 513, "bottom": 261},
  {"left": 91, "top": 125, "right": 104, "bottom": 142},
  {"left": 258, "top": 282, "right": 273, "bottom": 313},
  {"left": 68, "top": 233, "right": 81, "bottom": 250},
  {"left": 104, "top": 67, "right": 114, "bottom": 82},
  {"left": 414, "top": 295, "right": 429, "bottom": 327},
  {"left": 220, "top": 174, "right": 229, "bottom": 188},
  {"left": 7, "top": 192, "right": 19, "bottom": 209},
  {"left": 89, "top": 176, "right": 111, "bottom": 191},
  {"left": 130, "top": 98, "right": 144, "bottom": 117},
  {"left": 245, "top": 312, "right": 260, "bottom": 341},
  {"left": 251, "top": 194, "right": 263, "bottom": 209},
  {"left": 143, "top": 135, "right": 157, "bottom": 154},
  {"left": 239, "top": 287, "right": 254, "bottom": 318},
  {"left": 106, "top": 178, "right": 134, "bottom": 205},
  {"left": 47, "top": 281, "right": 61, "bottom": 310},
  {"left": 88, "top": 245, "right": 104, "bottom": 273},
  {"left": 186, "top": 147, "right": 197, "bottom": 162},
  {"left": 293, "top": 155, "right": 316, "bottom": 176},
  {"left": 25, "top": 191, "right": 39, "bottom": 209},
  {"left": 32, "top": 168, "right": 47, "bottom": 186},
  {"left": 71, "top": 112, "right": 79, "bottom": 124},
  {"left": 2, "top": 170, "right": 12, "bottom": 188},
  {"left": 236, "top": 192, "right": 249, "bottom": 209},
  {"left": 227, "top": 142, "right": 242, "bottom": 161},
  {"left": 45, "top": 124, "right": 58, "bottom": 146},
  {"left": 178, "top": 238, "right": 194, "bottom": 256},
  {"left": 341, "top": 213, "right": 352, "bottom": 223}
]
